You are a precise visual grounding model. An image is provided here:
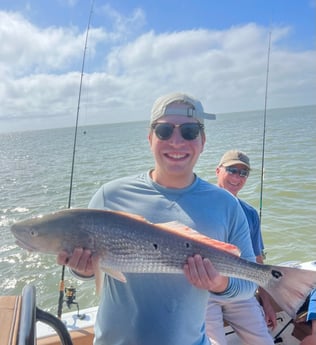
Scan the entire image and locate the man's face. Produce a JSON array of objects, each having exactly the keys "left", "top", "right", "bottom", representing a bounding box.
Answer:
[
  {"left": 216, "top": 164, "right": 249, "bottom": 196},
  {"left": 148, "top": 115, "right": 205, "bottom": 186}
]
